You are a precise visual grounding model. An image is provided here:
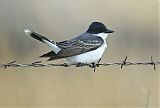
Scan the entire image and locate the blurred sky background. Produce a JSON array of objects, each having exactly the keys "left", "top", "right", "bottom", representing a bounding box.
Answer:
[{"left": 0, "top": 0, "right": 159, "bottom": 107}]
